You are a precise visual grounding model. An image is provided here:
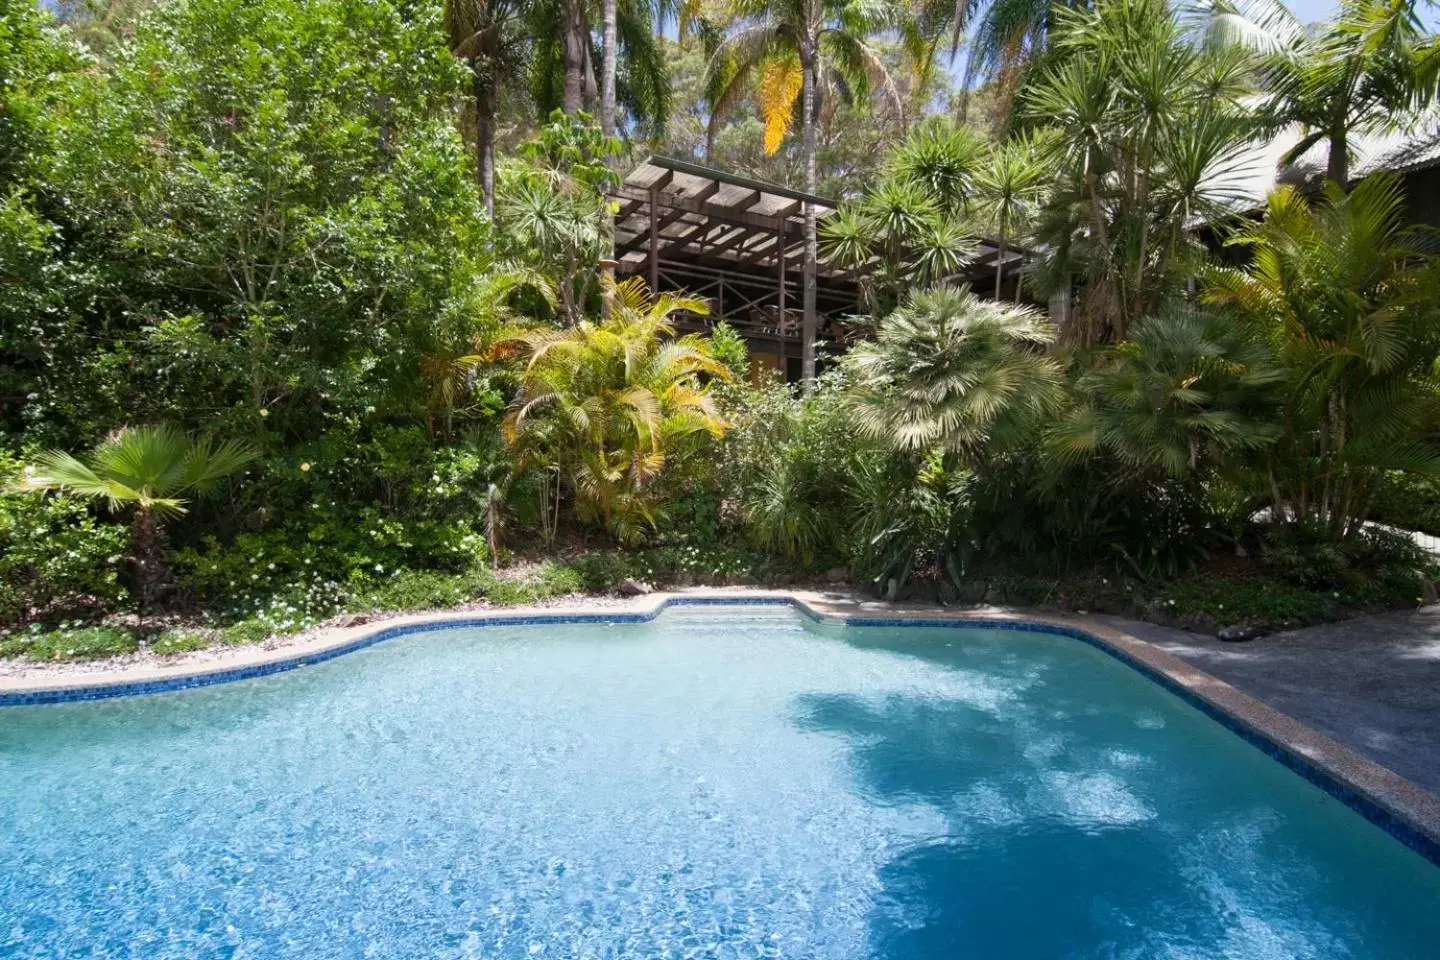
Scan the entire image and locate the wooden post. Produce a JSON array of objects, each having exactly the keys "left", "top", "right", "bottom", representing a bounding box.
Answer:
[
  {"left": 777, "top": 228, "right": 787, "bottom": 377},
  {"left": 648, "top": 186, "right": 659, "bottom": 294}
]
